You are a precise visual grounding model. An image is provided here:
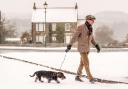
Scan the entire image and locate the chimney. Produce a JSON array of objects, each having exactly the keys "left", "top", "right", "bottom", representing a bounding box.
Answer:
[
  {"left": 33, "top": 2, "right": 36, "bottom": 10},
  {"left": 75, "top": 2, "right": 78, "bottom": 9}
]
